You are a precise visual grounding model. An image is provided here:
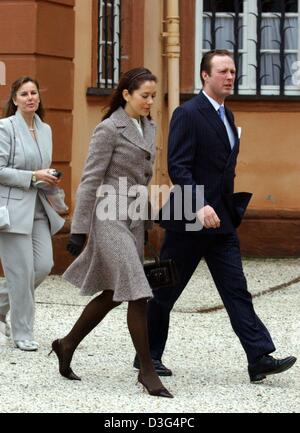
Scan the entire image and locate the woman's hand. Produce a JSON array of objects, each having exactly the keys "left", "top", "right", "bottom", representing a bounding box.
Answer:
[
  {"left": 144, "top": 230, "right": 149, "bottom": 246},
  {"left": 35, "top": 169, "right": 60, "bottom": 185},
  {"left": 67, "top": 234, "right": 87, "bottom": 256}
]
